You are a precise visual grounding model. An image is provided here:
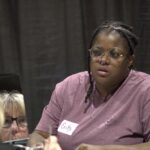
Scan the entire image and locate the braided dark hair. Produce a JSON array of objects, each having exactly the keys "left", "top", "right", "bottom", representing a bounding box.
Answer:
[{"left": 85, "top": 21, "right": 139, "bottom": 103}]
